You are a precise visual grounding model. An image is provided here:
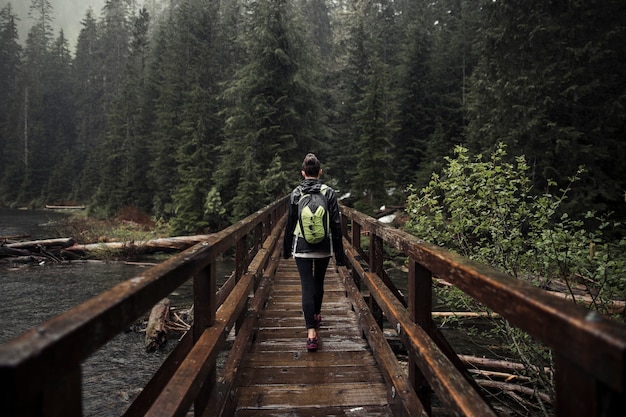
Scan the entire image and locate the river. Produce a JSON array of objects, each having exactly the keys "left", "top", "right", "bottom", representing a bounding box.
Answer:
[{"left": 0, "top": 208, "right": 230, "bottom": 416}]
